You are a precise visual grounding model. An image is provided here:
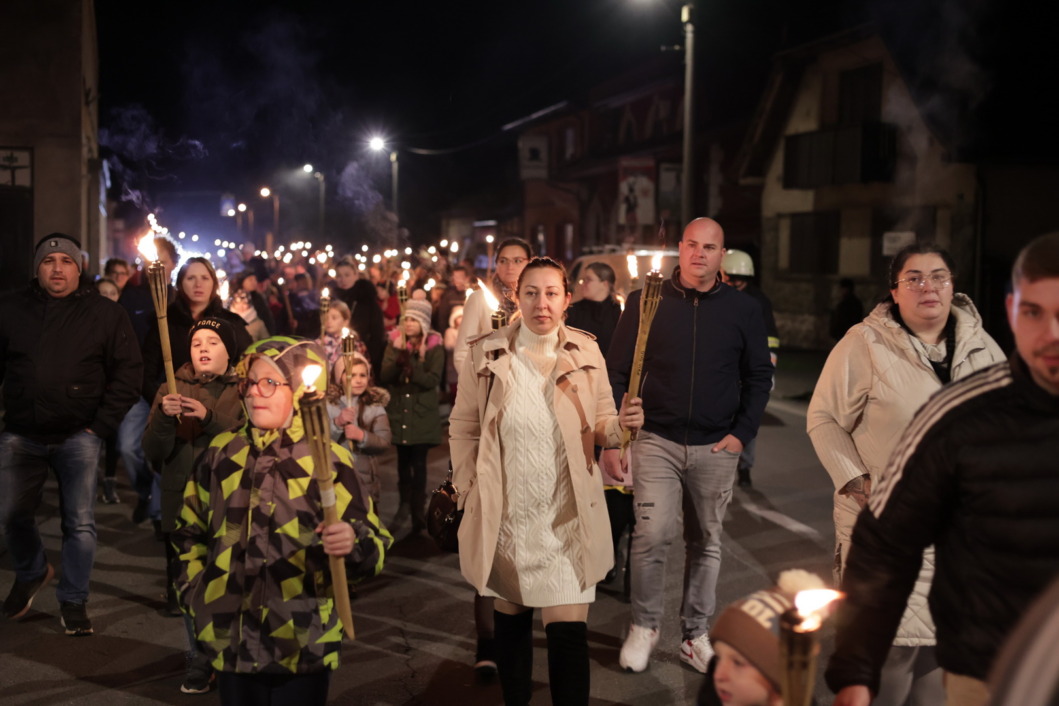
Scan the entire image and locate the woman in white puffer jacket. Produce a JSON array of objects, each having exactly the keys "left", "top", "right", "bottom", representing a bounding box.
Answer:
[{"left": 808, "top": 243, "right": 1005, "bottom": 706}]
